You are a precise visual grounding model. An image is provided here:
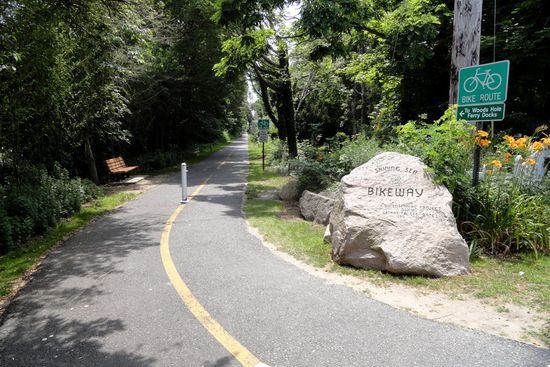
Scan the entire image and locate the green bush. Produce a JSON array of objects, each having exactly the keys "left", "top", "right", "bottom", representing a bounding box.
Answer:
[
  {"left": 295, "top": 159, "right": 329, "bottom": 193},
  {"left": 294, "top": 134, "right": 386, "bottom": 193},
  {"left": 0, "top": 163, "right": 102, "bottom": 253},
  {"left": 338, "top": 134, "right": 387, "bottom": 169},
  {"left": 396, "top": 107, "right": 474, "bottom": 194}
]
